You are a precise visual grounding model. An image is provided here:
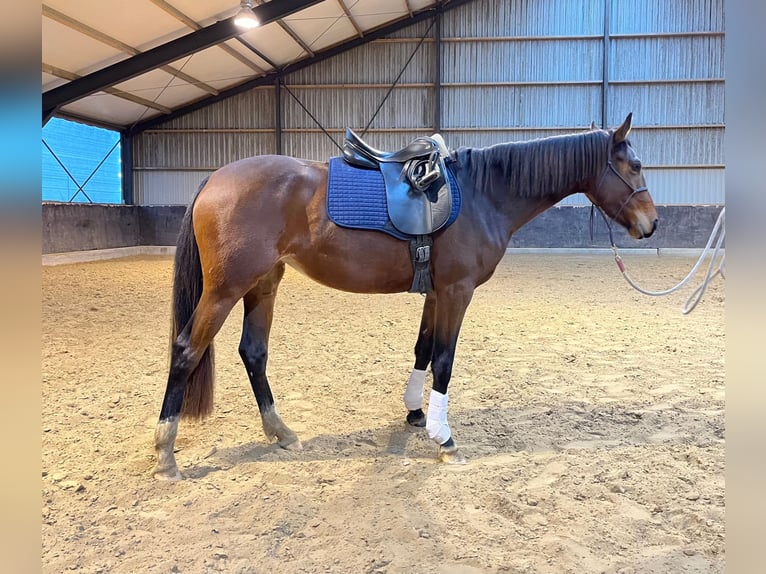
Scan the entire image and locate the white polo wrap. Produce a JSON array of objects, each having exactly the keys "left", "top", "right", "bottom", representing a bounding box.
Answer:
[
  {"left": 426, "top": 389, "right": 451, "bottom": 444},
  {"left": 403, "top": 368, "right": 427, "bottom": 411}
]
